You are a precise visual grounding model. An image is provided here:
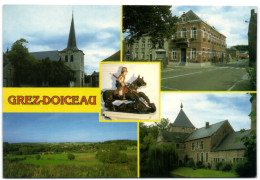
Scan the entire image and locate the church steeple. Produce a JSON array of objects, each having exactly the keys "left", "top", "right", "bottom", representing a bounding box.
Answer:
[
  {"left": 65, "top": 12, "right": 79, "bottom": 51},
  {"left": 180, "top": 102, "right": 183, "bottom": 109}
]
